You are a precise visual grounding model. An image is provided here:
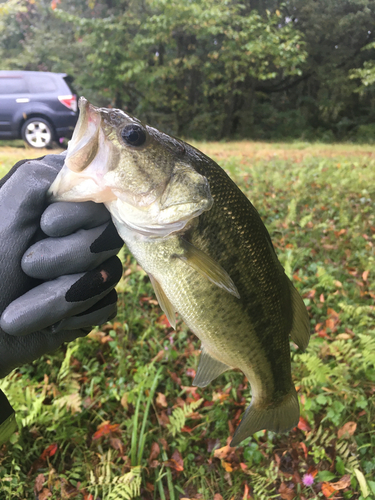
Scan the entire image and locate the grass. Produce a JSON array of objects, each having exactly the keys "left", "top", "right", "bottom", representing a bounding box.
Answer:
[
  {"left": 0, "top": 140, "right": 63, "bottom": 178},
  {"left": 0, "top": 142, "right": 374, "bottom": 499}
]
